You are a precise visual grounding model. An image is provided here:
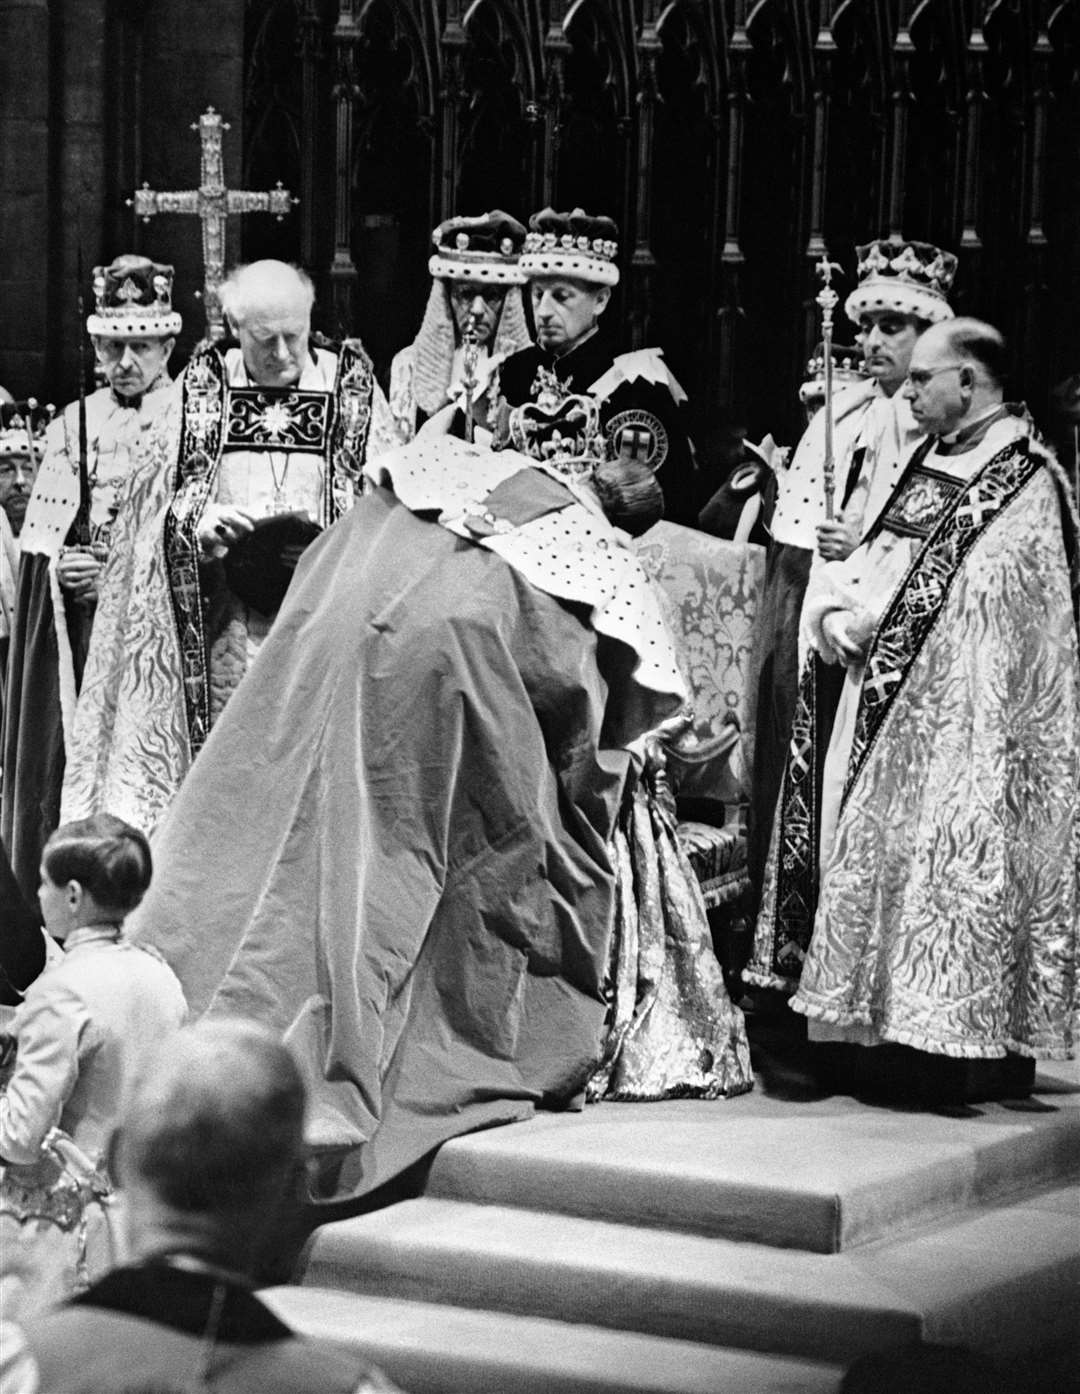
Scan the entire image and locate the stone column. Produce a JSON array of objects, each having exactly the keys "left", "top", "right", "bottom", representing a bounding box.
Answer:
[{"left": 0, "top": 0, "right": 51, "bottom": 394}]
